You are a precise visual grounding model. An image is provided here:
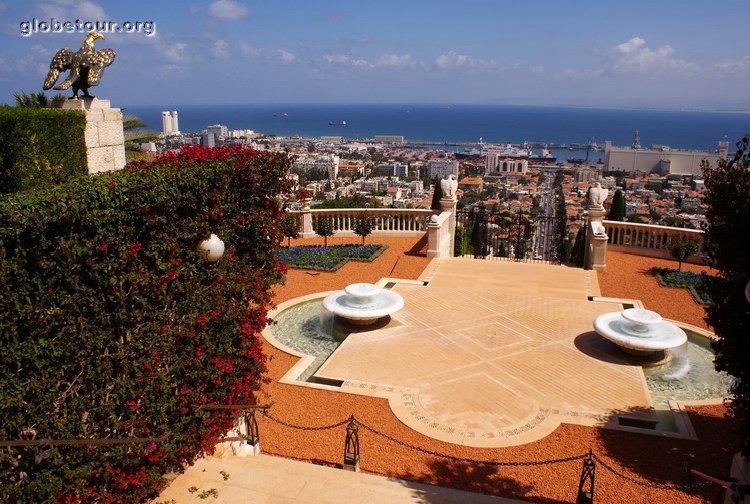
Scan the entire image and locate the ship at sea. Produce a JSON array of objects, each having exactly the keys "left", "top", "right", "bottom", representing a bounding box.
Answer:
[
  {"left": 455, "top": 139, "right": 556, "bottom": 162},
  {"left": 328, "top": 120, "right": 347, "bottom": 126}
]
